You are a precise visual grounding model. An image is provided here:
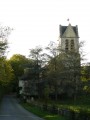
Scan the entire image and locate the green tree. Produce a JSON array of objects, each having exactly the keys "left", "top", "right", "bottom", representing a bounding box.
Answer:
[
  {"left": 0, "top": 25, "right": 12, "bottom": 96},
  {"left": 9, "top": 54, "right": 31, "bottom": 92},
  {"left": 45, "top": 41, "right": 59, "bottom": 100},
  {"left": 61, "top": 51, "right": 81, "bottom": 100},
  {"left": 82, "top": 63, "right": 90, "bottom": 94},
  {"left": 45, "top": 41, "right": 83, "bottom": 100},
  {"left": 29, "top": 46, "right": 46, "bottom": 98}
]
